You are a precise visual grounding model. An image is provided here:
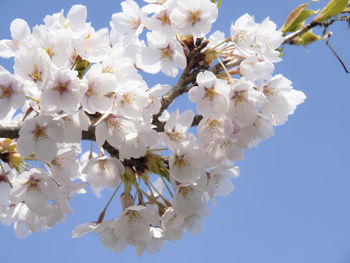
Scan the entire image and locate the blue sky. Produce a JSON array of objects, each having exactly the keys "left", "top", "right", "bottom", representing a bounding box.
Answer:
[{"left": 1, "top": 0, "right": 350, "bottom": 262}]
